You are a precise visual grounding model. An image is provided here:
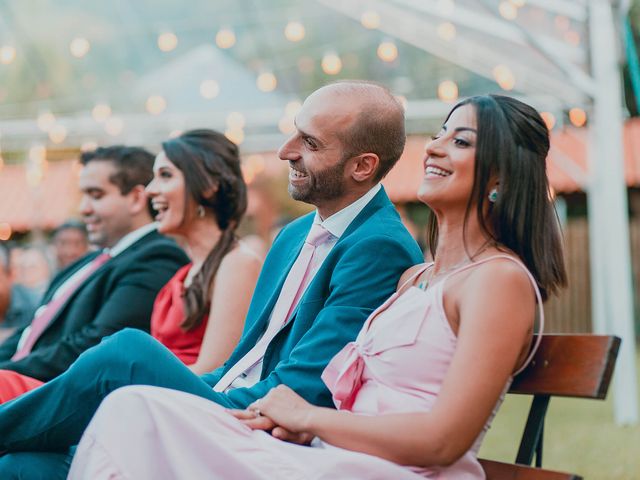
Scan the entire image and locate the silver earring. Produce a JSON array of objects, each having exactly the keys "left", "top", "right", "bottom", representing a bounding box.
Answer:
[
  {"left": 197, "top": 205, "right": 206, "bottom": 218},
  {"left": 488, "top": 188, "right": 499, "bottom": 203}
]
